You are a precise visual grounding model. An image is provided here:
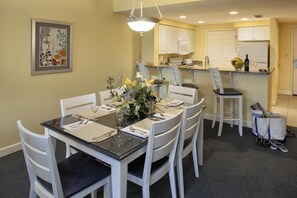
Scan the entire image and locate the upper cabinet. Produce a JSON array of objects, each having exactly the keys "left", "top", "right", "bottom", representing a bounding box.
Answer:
[
  {"left": 159, "top": 25, "right": 168, "bottom": 54},
  {"left": 159, "top": 25, "right": 195, "bottom": 54},
  {"left": 237, "top": 26, "right": 270, "bottom": 41}
]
